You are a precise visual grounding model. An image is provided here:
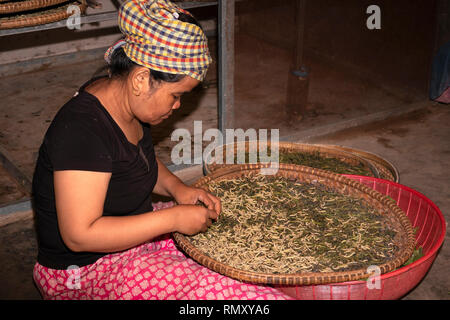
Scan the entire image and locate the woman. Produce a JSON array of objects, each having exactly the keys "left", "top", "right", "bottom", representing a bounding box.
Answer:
[{"left": 32, "top": 0, "right": 291, "bottom": 300}]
